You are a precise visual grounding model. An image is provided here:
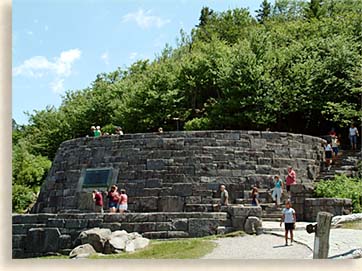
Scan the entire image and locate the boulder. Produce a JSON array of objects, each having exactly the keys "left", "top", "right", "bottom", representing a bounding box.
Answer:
[
  {"left": 244, "top": 216, "right": 262, "bottom": 235},
  {"left": 125, "top": 240, "right": 135, "bottom": 252},
  {"left": 132, "top": 237, "right": 150, "bottom": 250},
  {"left": 104, "top": 236, "right": 128, "bottom": 254},
  {"left": 69, "top": 244, "right": 97, "bottom": 259},
  {"left": 128, "top": 232, "right": 142, "bottom": 239},
  {"left": 78, "top": 228, "right": 112, "bottom": 252}
]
